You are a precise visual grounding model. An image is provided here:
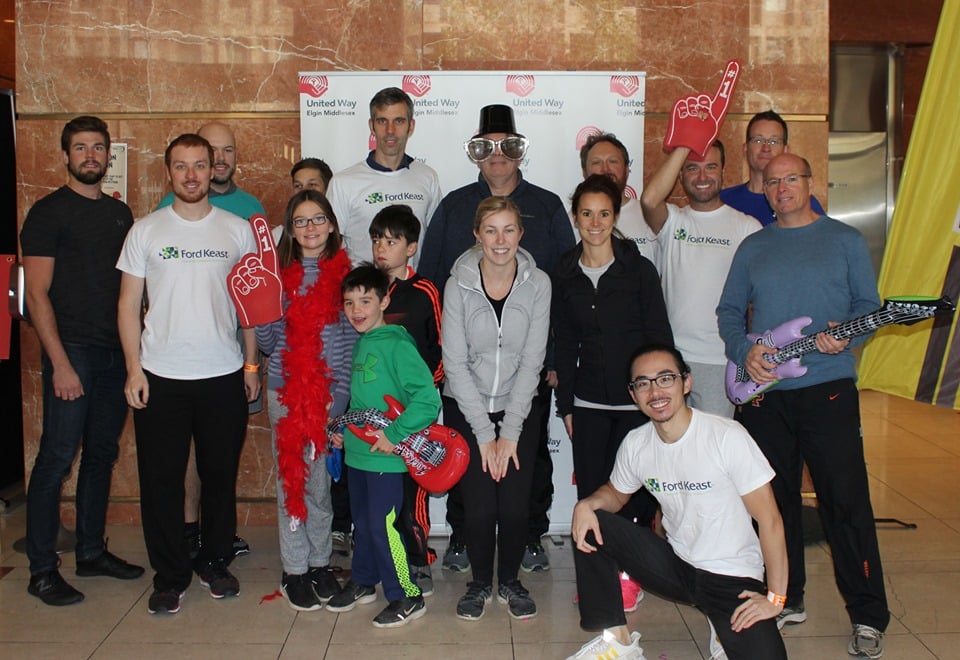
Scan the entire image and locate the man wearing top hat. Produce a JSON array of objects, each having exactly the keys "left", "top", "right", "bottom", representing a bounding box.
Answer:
[{"left": 419, "top": 104, "right": 575, "bottom": 574}]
